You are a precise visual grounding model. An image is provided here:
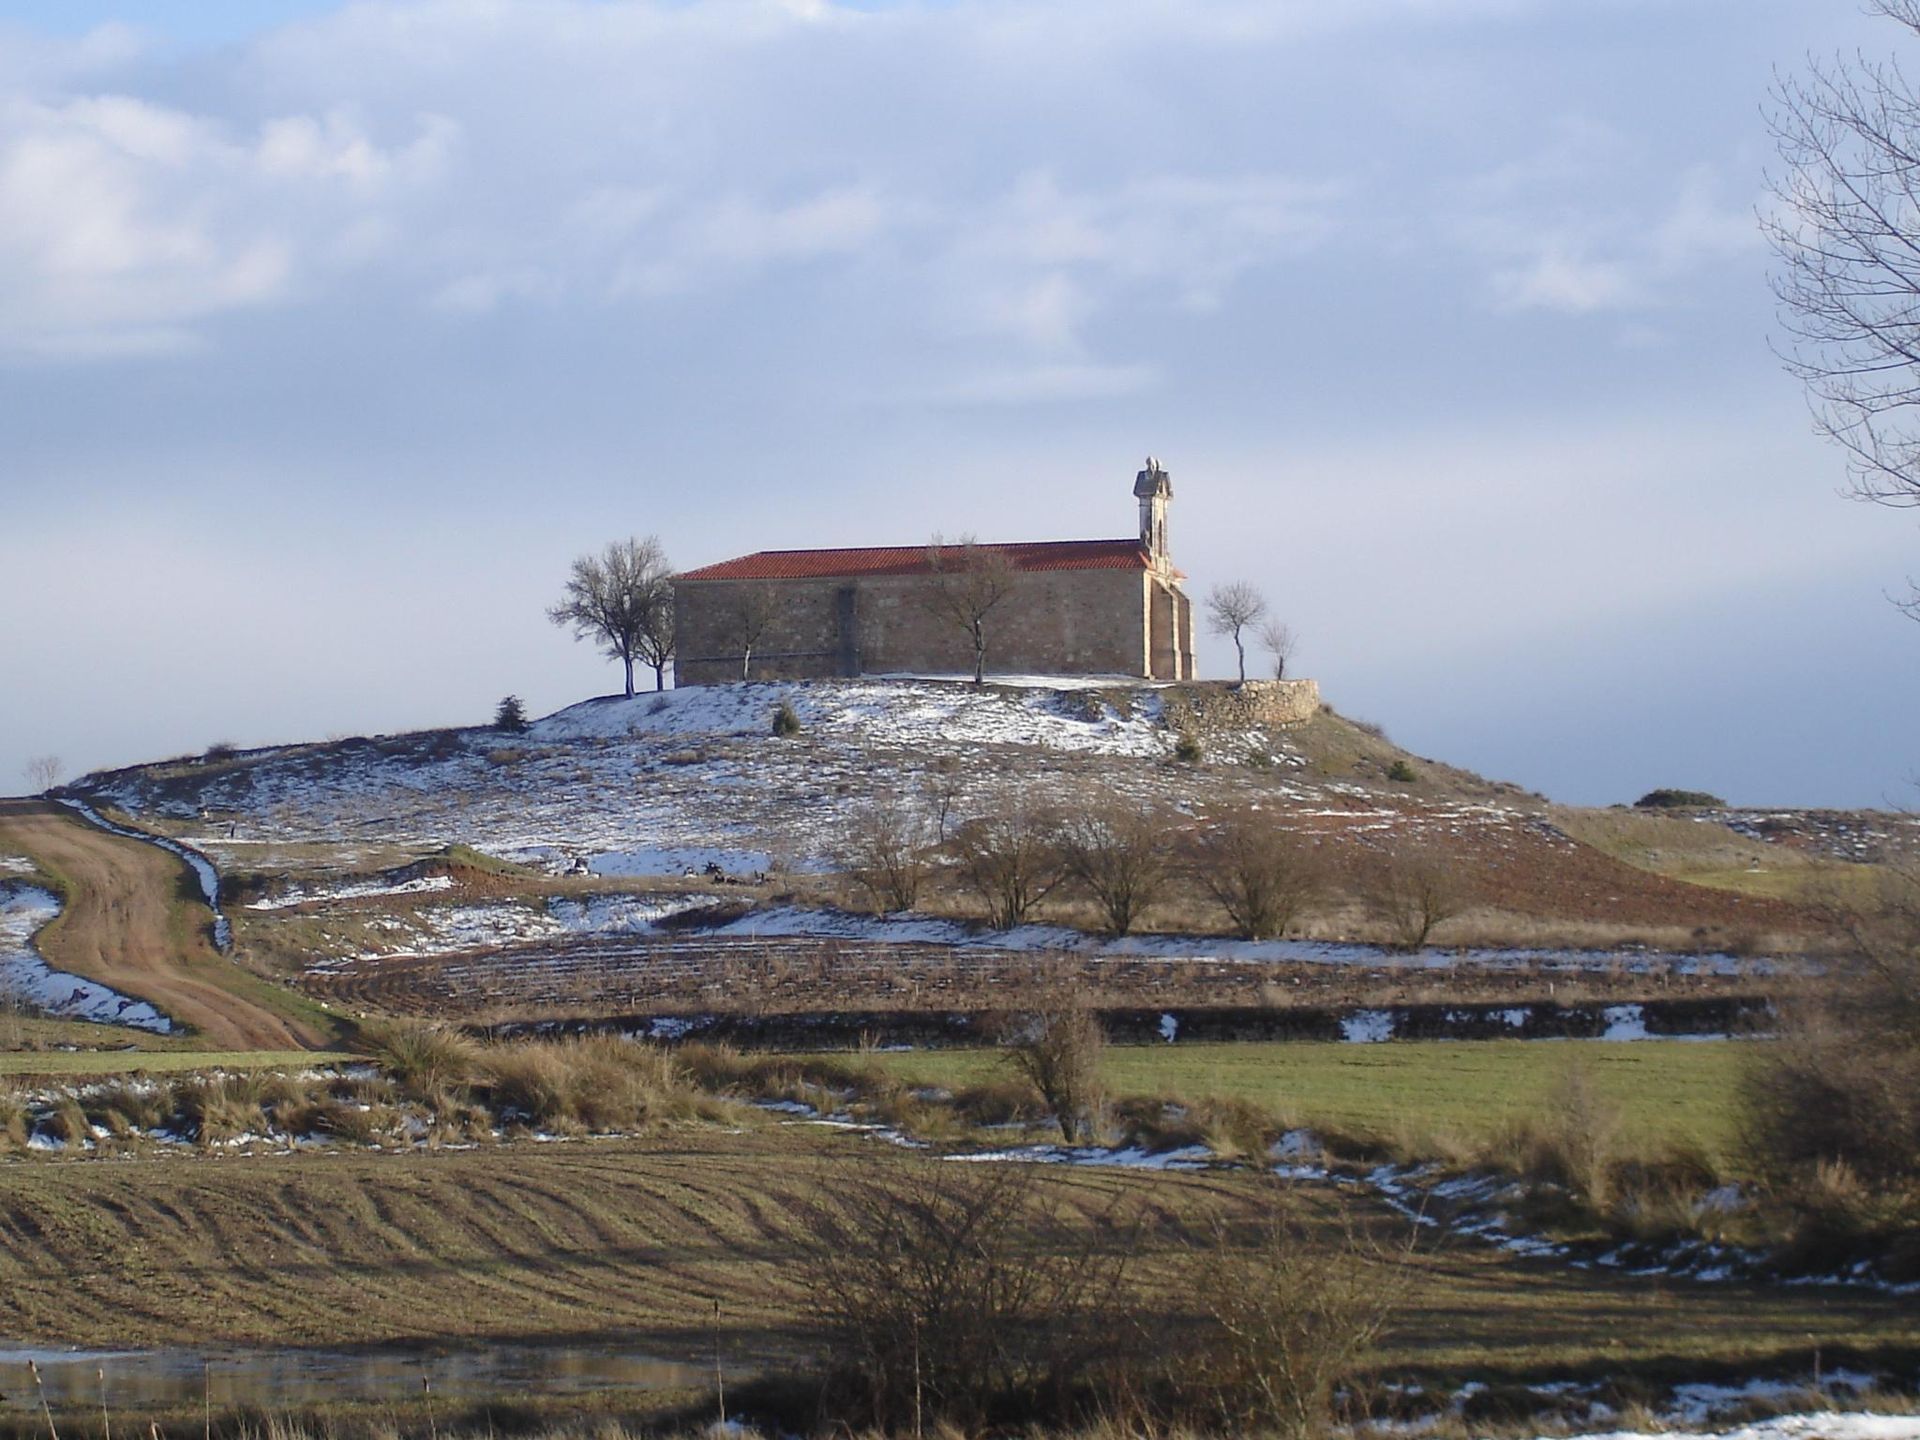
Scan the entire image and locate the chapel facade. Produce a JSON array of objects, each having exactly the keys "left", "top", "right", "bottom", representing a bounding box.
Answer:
[{"left": 672, "top": 459, "right": 1197, "bottom": 685}]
